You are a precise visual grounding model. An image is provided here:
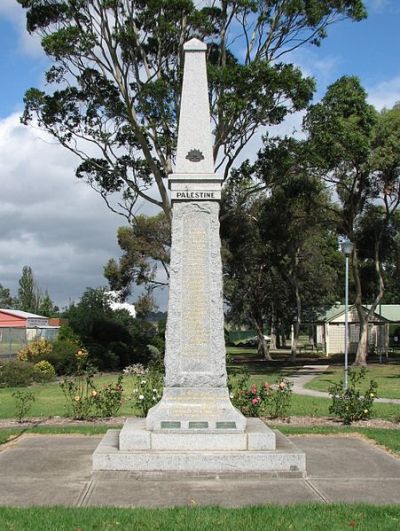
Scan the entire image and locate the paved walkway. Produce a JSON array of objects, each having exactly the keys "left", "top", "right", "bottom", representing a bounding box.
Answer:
[
  {"left": 1, "top": 433, "right": 400, "bottom": 507},
  {"left": 289, "top": 365, "right": 400, "bottom": 404}
]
